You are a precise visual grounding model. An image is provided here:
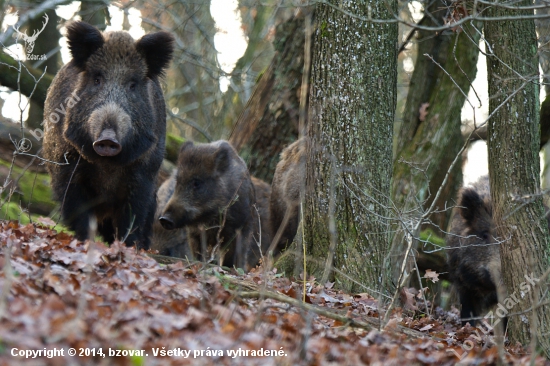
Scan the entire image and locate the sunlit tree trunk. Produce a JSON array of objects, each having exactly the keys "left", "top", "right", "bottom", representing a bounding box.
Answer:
[
  {"left": 485, "top": 2, "right": 550, "bottom": 357},
  {"left": 304, "top": 0, "right": 397, "bottom": 293}
]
